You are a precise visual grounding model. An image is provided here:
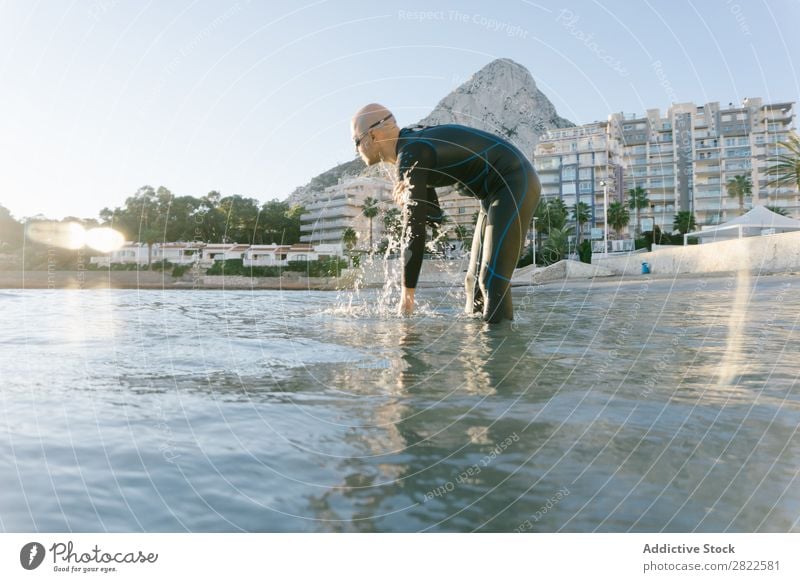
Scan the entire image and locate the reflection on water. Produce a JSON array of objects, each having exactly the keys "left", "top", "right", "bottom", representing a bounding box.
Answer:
[{"left": 0, "top": 274, "right": 799, "bottom": 532}]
